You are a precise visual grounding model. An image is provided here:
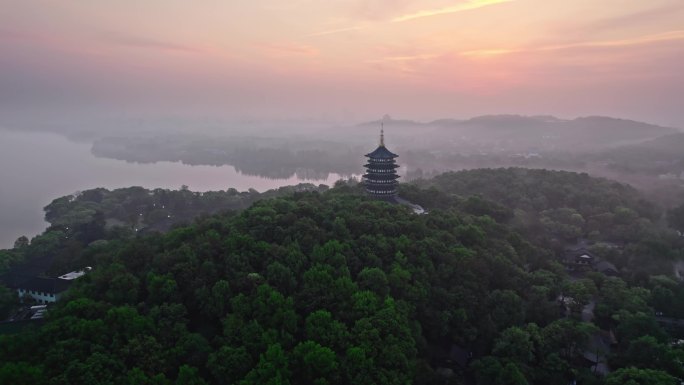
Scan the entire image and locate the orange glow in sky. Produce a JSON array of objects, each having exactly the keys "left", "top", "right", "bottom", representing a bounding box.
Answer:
[{"left": 1, "top": 0, "right": 683, "bottom": 125}]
